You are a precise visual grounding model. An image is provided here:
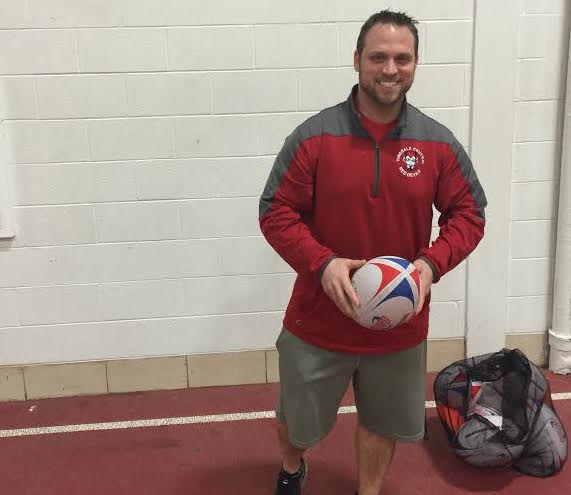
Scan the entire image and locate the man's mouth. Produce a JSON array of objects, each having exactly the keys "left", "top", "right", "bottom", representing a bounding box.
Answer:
[{"left": 378, "top": 80, "right": 399, "bottom": 87}]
